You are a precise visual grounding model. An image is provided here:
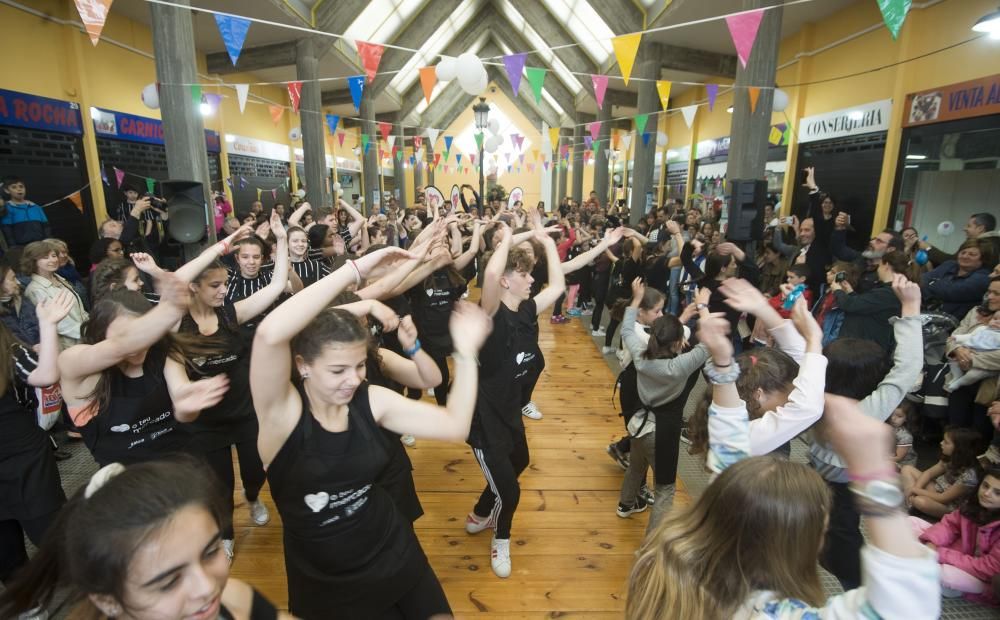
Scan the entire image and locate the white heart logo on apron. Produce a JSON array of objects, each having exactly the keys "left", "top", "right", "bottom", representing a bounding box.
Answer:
[
  {"left": 110, "top": 424, "right": 130, "bottom": 432},
  {"left": 304, "top": 492, "right": 330, "bottom": 513}
]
